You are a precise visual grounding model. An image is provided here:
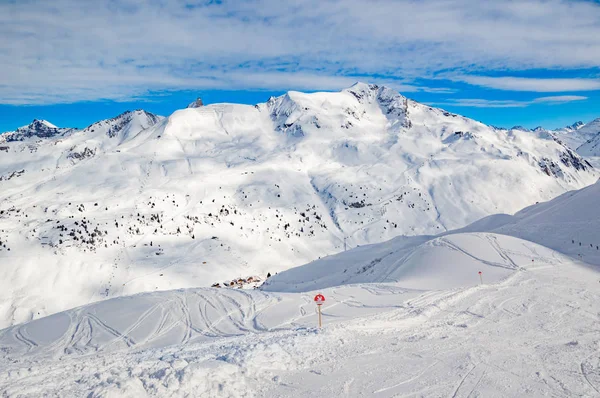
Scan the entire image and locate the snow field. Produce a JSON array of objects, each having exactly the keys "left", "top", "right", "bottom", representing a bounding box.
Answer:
[
  {"left": 1, "top": 248, "right": 600, "bottom": 396},
  {"left": 263, "top": 233, "right": 557, "bottom": 292}
]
